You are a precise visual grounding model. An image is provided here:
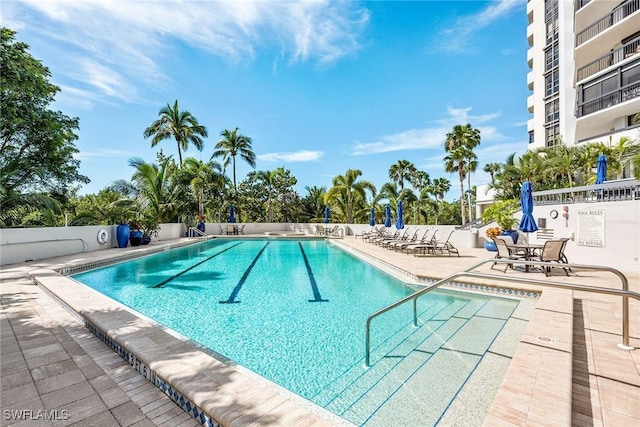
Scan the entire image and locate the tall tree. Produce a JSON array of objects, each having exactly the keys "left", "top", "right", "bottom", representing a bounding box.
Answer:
[
  {"left": 1, "top": 28, "right": 88, "bottom": 226},
  {"left": 255, "top": 169, "right": 281, "bottom": 223},
  {"left": 143, "top": 99, "right": 208, "bottom": 167},
  {"left": 444, "top": 123, "right": 481, "bottom": 224},
  {"left": 431, "top": 177, "right": 451, "bottom": 225},
  {"left": 212, "top": 127, "right": 256, "bottom": 196},
  {"left": 388, "top": 160, "right": 417, "bottom": 190},
  {"left": 483, "top": 162, "right": 502, "bottom": 186},
  {"left": 325, "top": 169, "right": 376, "bottom": 224}
]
